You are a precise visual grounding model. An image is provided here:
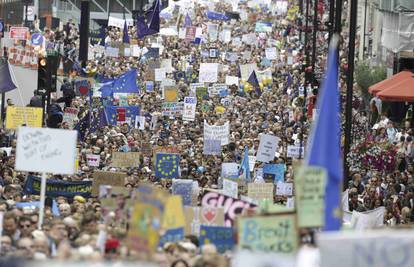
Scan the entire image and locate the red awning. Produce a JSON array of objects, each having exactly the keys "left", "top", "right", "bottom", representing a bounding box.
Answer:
[
  {"left": 377, "top": 75, "right": 414, "bottom": 102},
  {"left": 368, "top": 71, "right": 412, "bottom": 94}
]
